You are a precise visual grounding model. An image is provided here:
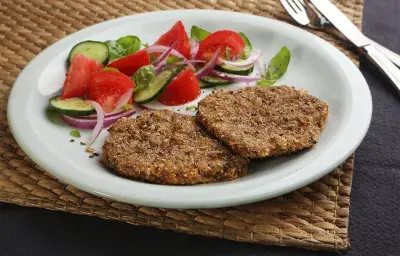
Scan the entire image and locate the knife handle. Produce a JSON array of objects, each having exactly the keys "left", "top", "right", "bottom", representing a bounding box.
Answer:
[
  {"left": 368, "top": 39, "right": 400, "bottom": 68},
  {"left": 364, "top": 45, "right": 400, "bottom": 93}
]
